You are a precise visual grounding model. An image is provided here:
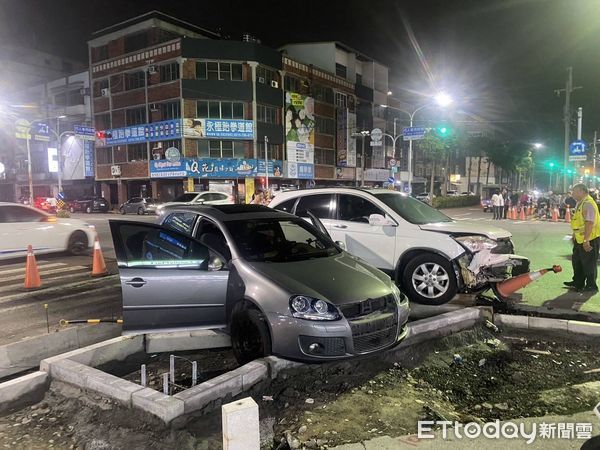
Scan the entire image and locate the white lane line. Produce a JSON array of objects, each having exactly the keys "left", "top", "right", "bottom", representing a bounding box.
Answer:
[
  {"left": 0, "top": 266, "right": 87, "bottom": 285},
  {"left": 0, "top": 262, "right": 67, "bottom": 276},
  {"left": 453, "top": 213, "right": 472, "bottom": 217}
]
